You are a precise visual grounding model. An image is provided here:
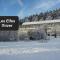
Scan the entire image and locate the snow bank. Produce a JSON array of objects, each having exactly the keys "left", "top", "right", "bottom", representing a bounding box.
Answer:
[{"left": 0, "top": 48, "right": 60, "bottom": 55}]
